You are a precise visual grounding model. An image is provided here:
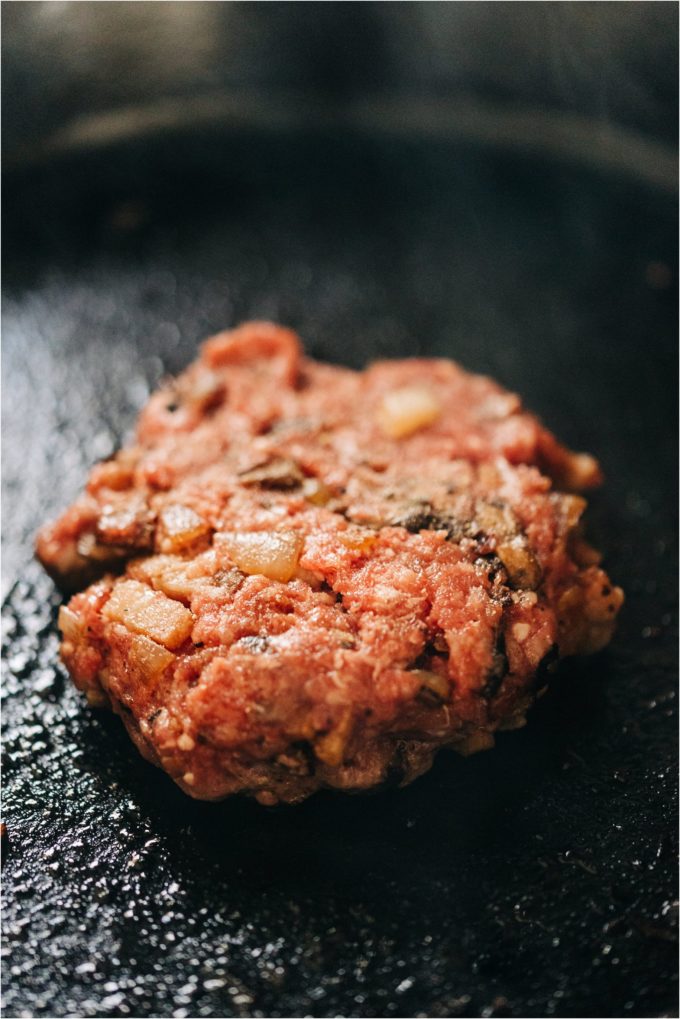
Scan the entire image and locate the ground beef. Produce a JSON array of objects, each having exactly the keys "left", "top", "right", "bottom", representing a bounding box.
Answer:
[{"left": 36, "top": 322, "right": 623, "bottom": 804}]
